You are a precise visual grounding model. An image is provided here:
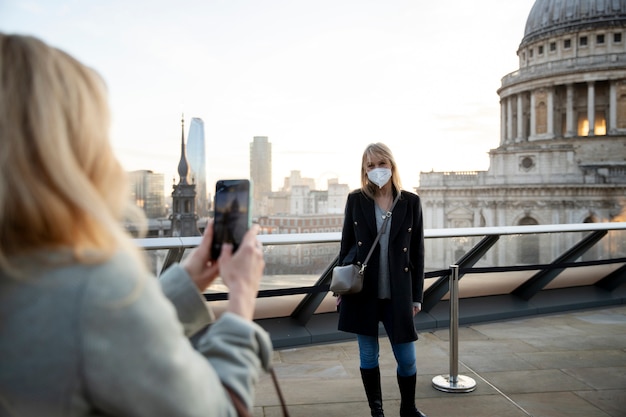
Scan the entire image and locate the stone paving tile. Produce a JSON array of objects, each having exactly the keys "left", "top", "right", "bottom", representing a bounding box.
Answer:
[
  {"left": 412, "top": 394, "right": 532, "bottom": 417},
  {"left": 456, "top": 338, "right": 540, "bottom": 355},
  {"left": 522, "top": 334, "right": 626, "bottom": 351},
  {"left": 575, "top": 389, "right": 626, "bottom": 417},
  {"left": 563, "top": 366, "right": 626, "bottom": 390},
  {"left": 255, "top": 401, "right": 369, "bottom": 417},
  {"left": 471, "top": 320, "right": 588, "bottom": 340},
  {"left": 478, "top": 369, "right": 593, "bottom": 394},
  {"left": 432, "top": 325, "right": 492, "bottom": 342},
  {"left": 459, "top": 352, "right": 538, "bottom": 372},
  {"left": 516, "top": 349, "right": 626, "bottom": 370},
  {"left": 276, "top": 343, "right": 351, "bottom": 364},
  {"left": 510, "top": 391, "right": 612, "bottom": 417}
]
